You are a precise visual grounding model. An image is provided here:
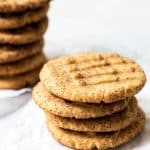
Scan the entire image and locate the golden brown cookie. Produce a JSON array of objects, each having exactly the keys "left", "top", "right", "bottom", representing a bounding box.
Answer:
[
  {"left": 0, "top": 68, "right": 41, "bottom": 89},
  {"left": 0, "top": 17, "right": 48, "bottom": 45},
  {"left": 33, "top": 82, "right": 130, "bottom": 119},
  {"left": 0, "top": 0, "right": 50, "bottom": 13},
  {"left": 46, "top": 98, "right": 138, "bottom": 132},
  {"left": 47, "top": 108, "right": 145, "bottom": 150},
  {"left": 40, "top": 53, "right": 146, "bottom": 103},
  {"left": 0, "top": 39, "right": 43, "bottom": 64},
  {"left": 0, "top": 53, "right": 46, "bottom": 76},
  {"left": 0, "top": 4, "right": 49, "bottom": 30}
]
